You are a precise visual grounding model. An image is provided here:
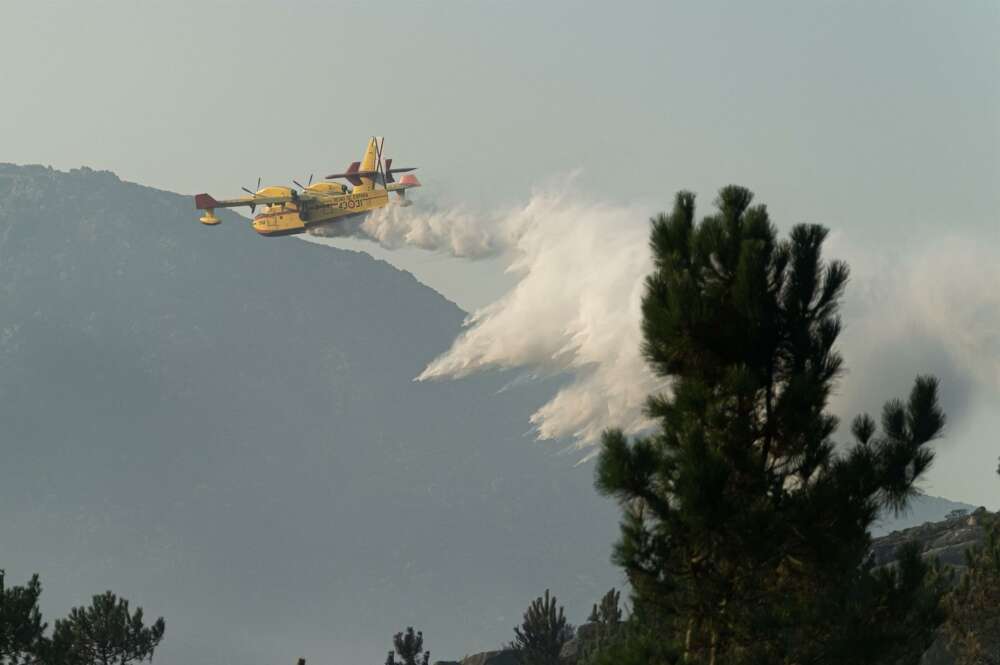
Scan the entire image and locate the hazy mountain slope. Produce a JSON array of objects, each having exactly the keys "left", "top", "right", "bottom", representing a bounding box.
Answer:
[
  {"left": 873, "top": 494, "right": 978, "bottom": 536},
  {"left": 0, "top": 164, "right": 621, "bottom": 665}
]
